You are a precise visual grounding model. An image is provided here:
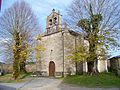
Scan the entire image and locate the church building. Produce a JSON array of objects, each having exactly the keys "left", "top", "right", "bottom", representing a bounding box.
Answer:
[{"left": 37, "top": 9, "right": 108, "bottom": 77}]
